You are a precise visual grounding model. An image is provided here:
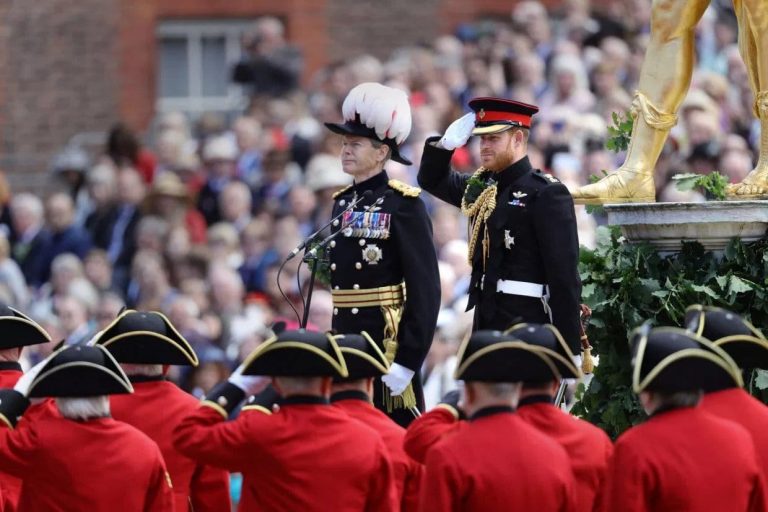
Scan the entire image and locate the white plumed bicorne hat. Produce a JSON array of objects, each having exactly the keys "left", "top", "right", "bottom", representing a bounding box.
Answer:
[{"left": 324, "top": 82, "right": 413, "bottom": 165}]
